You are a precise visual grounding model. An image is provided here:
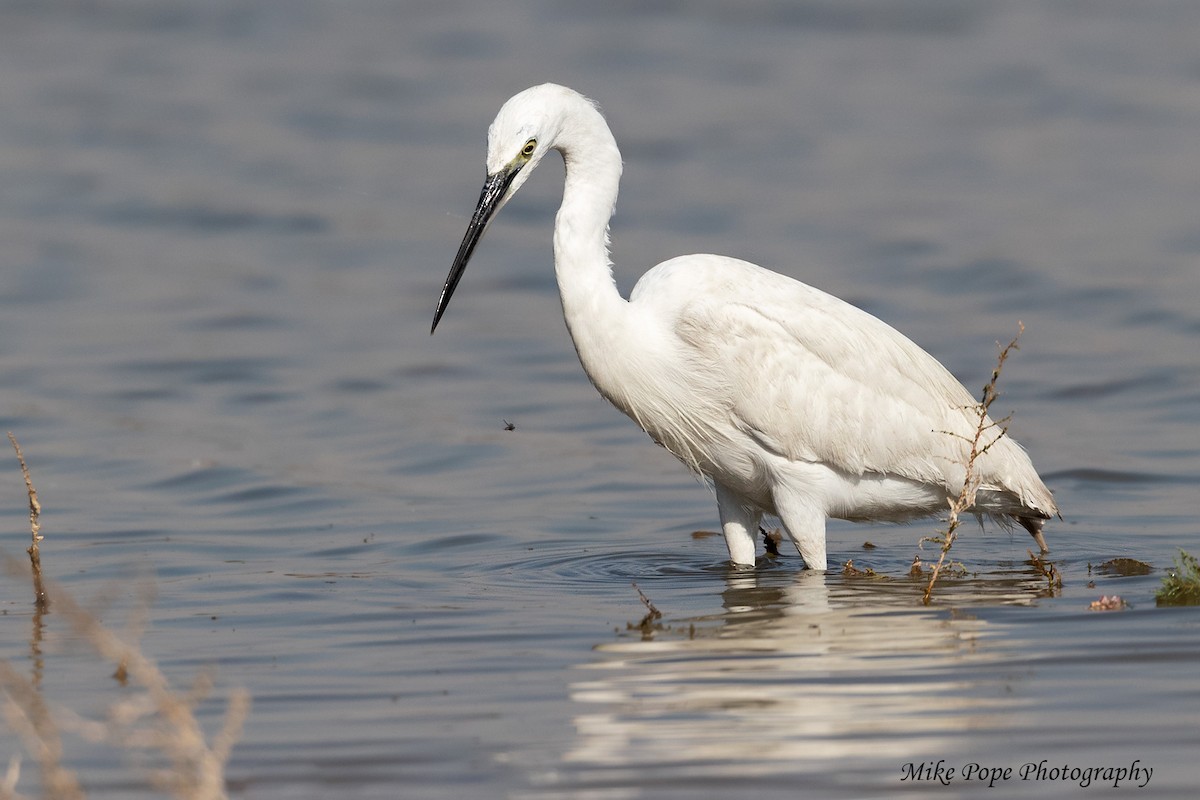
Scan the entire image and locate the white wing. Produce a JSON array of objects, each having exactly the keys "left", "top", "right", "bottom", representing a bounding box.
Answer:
[{"left": 638, "top": 255, "right": 1039, "bottom": 503}]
